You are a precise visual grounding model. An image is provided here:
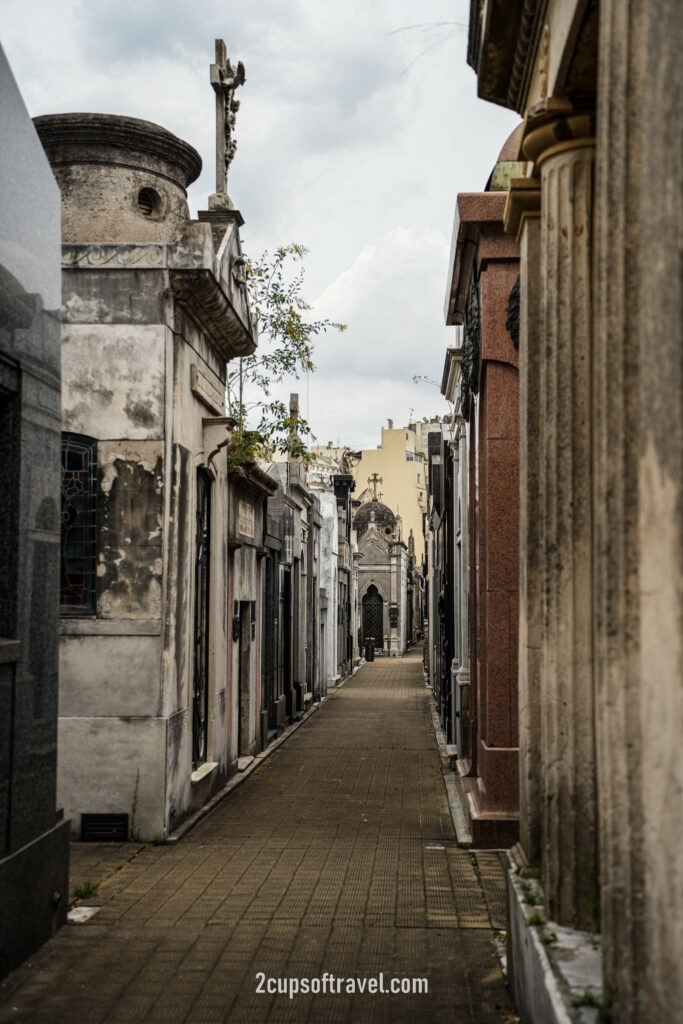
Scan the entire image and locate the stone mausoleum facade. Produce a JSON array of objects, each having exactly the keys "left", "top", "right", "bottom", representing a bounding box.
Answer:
[
  {"left": 442, "top": 131, "right": 522, "bottom": 846},
  {"left": 36, "top": 110, "right": 255, "bottom": 841},
  {"left": 0, "top": 45, "right": 70, "bottom": 981},
  {"left": 355, "top": 499, "right": 408, "bottom": 657}
]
